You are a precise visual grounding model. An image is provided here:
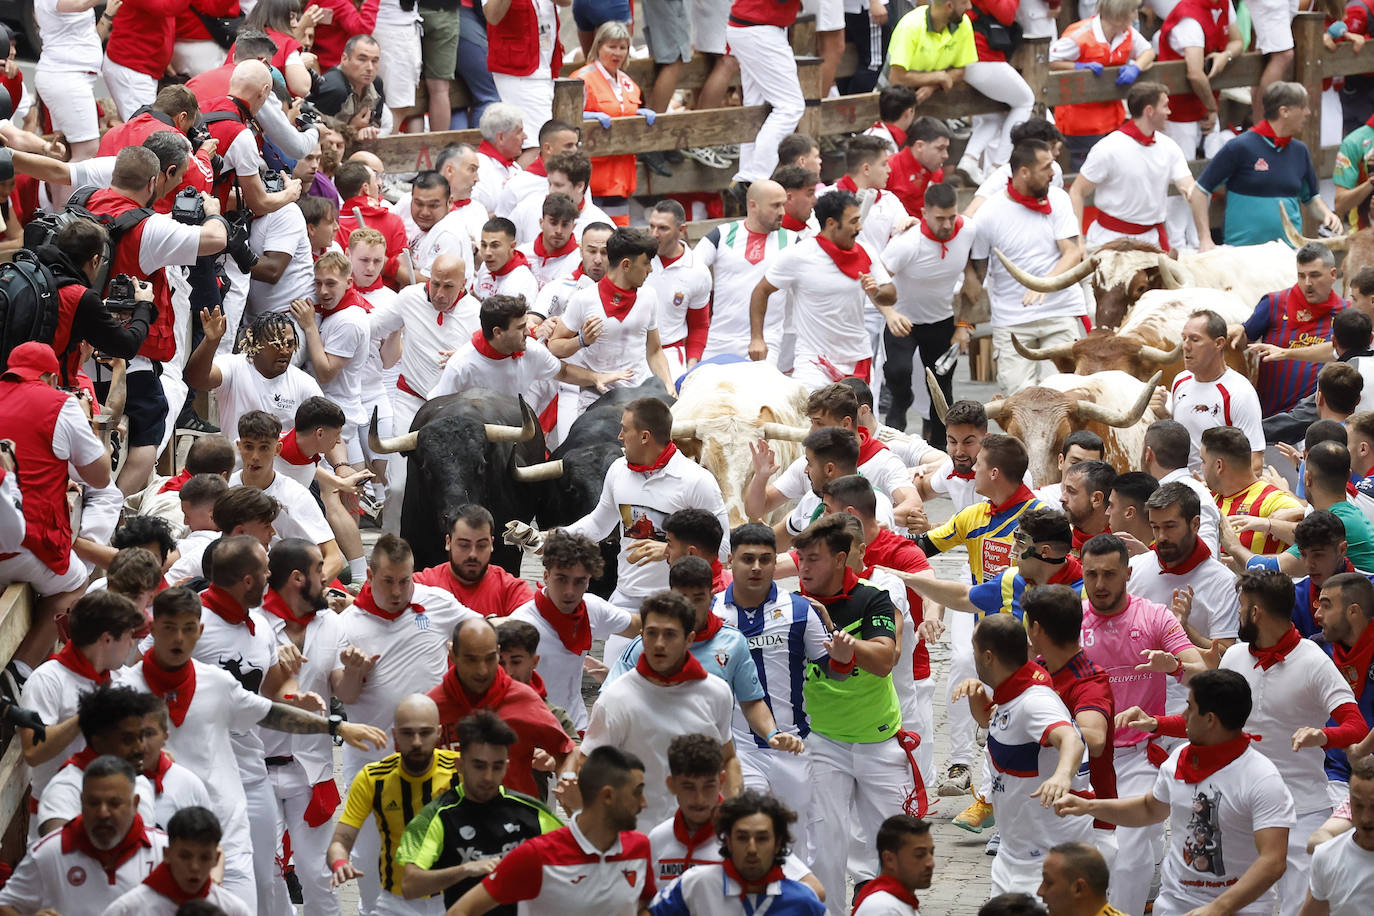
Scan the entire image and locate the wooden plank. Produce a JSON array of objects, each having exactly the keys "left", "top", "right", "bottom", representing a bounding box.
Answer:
[
  {"left": 0, "top": 739, "right": 24, "bottom": 848},
  {"left": 1311, "top": 38, "right": 1374, "bottom": 79},
  {"left": 1293, "top": 13, "right": 1327, "bottom": 155},
  {"left": 0, "top": 583, "right": 32, "bottom": 672},
  {"left": 1041, "top": 53, "right": 1267, "bottom": 107}
]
